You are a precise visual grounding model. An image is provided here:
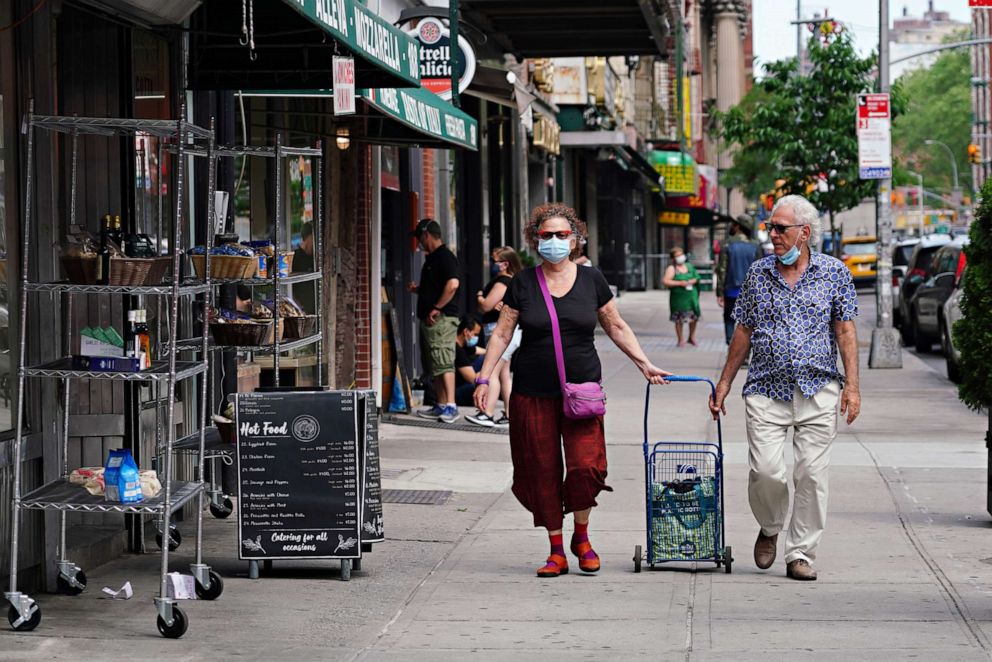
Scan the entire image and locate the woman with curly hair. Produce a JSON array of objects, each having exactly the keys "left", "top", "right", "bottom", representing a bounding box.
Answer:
[{"left": 473, "top": 203, "right": 672, "bottom": 577}]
